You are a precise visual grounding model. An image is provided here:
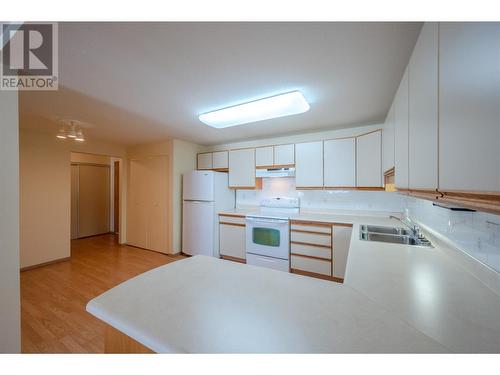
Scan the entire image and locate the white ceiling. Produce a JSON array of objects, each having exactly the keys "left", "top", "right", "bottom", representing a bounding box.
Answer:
[{"left": 19, "top": 22, "right": 422, "bottom": 146}]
